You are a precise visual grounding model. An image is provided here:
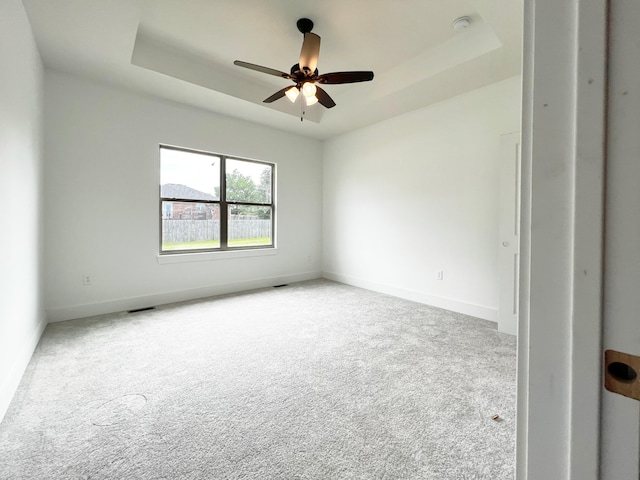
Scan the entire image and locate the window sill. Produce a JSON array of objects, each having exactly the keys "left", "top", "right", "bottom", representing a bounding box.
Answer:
[{"left": 157, "top": 248, "right": 278, "bottom": 264}]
